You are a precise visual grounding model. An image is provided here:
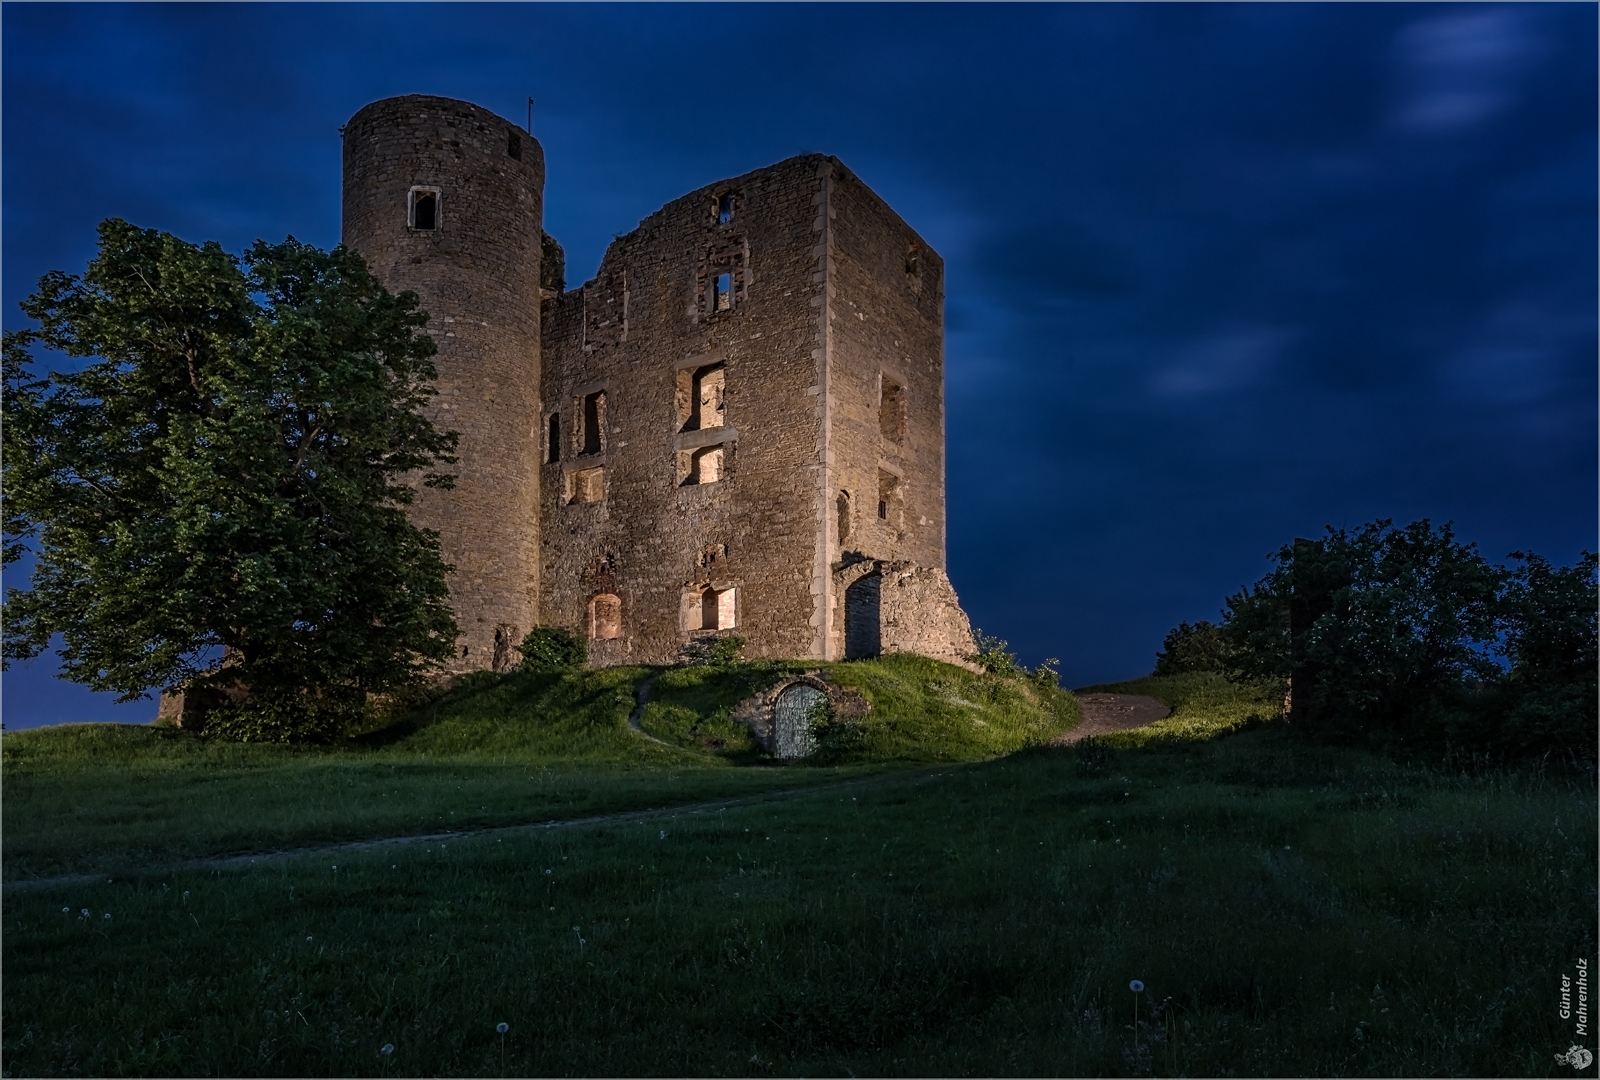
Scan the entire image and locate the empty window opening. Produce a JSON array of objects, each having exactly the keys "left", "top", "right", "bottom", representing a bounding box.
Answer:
[
  {"left": 590, "top": 594, "right": 622, "bottom": 640},
  {"left": 507, "top": 132, "right": 522, "bottom": 160},
  {"left": 410, "top": 189, "right": 439, "bottom": 231},
  {"left": 698, "top": 250, "right": 745, "bottom": 317},
  {"left": 837, "top": 490, "right": 851, "bottom": 545},
  {"left": 677, "top": 362, "right": 726, "bottom": 432},
  {"left": 580, "top": 391, "right": 605, "bottom": 456},
  {"left": 546, "top": 412, "right": 562, "bottom": 464},
  {"left": 684, "top": 584, "right": 738, "bottom": 632},
  {"left": 878, "top": 470, "right": 900, "bottom": 521},
  {"left": 879, "top": 378, "right": 907, "bottom": 443},
  {"left": 717, "top": 193, "right": 736, "bottom": 225},
  {"left": 681, "top": 444, "right": 725, "bottom": 486},
  {"left": 569, "top": 466, "right": 605, "bottom": 504}
]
